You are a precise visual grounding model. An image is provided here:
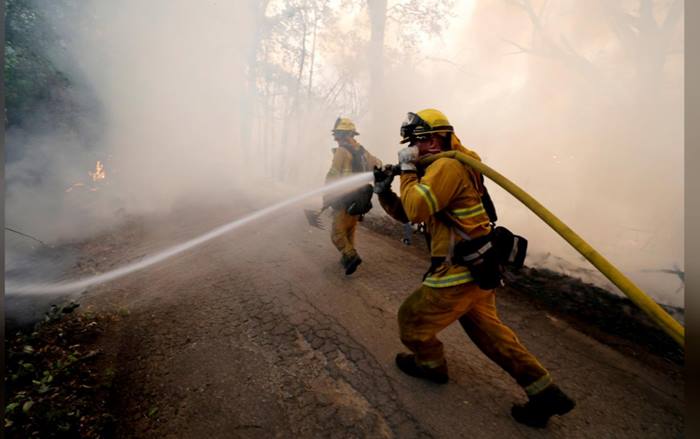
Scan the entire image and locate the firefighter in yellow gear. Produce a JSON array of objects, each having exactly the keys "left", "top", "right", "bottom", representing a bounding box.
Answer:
[
  {"left": 373, "top": 109, "right": 575, "bottom": 428},
  {"left": 325, "top": 117, "right": 382, "bottom": 275}
]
